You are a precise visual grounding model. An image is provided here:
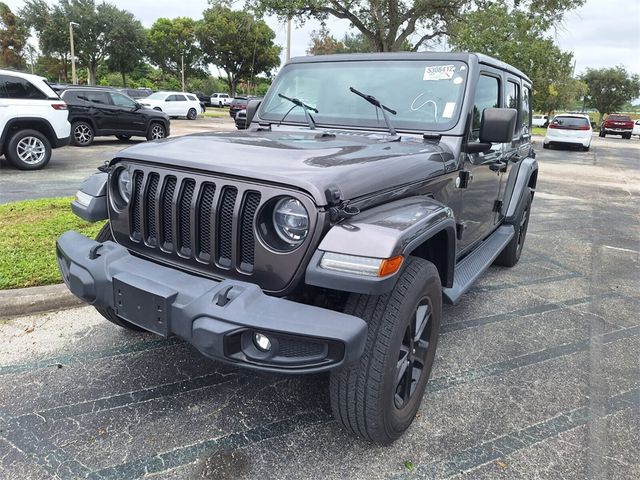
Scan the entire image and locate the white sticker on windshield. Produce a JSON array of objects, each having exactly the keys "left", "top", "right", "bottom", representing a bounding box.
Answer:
[
  {"left": 423, "top": 65, "right": 456, "bottom": 81},
  {"left": 442, "top": 102, "right": 456, "bottom": 118}
]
